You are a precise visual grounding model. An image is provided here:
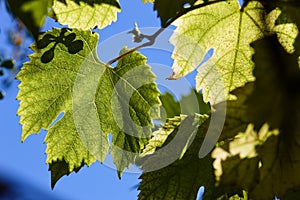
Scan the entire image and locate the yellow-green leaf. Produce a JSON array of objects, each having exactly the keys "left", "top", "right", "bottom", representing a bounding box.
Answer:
[
  {"left": 169, "top": 1, "right": 265, "bottom": 103},
  {"left": 17, "top": 28, "right": 160, "bottom": 187},
  {"left": 53, "top": 0, "right": 120, "bottom": 30}
]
